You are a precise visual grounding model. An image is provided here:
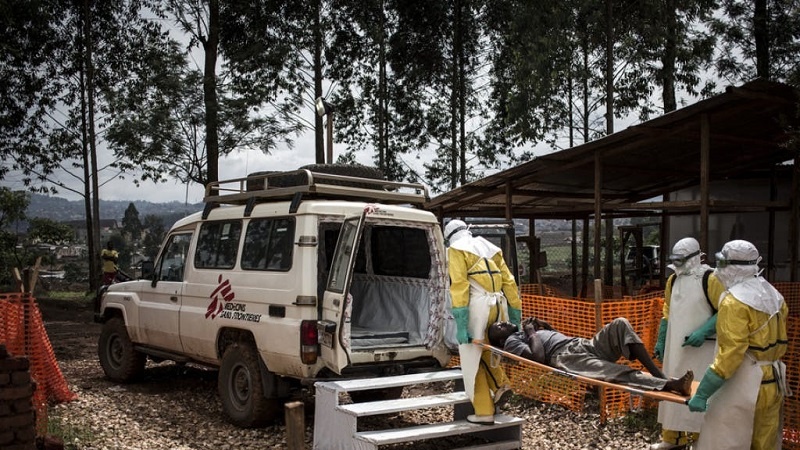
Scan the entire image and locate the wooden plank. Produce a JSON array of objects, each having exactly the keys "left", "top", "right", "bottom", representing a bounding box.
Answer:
[
  {"left": 355, "top": 414, "right": 524, "bottom": 445},
  {"left": 29, "top": 257, "right": 42, "bottom": 294},
  {"left": 338, "top": 392, "right": 469, "bottom": 417},
  {"left": 284, "top": 401, "right": 305, "bottom": 450},
  {"left": 475, "top": 342, "right": 697, "bottom": 405},
  {"left": 12, "top": 267, "right": 24, "bottom": 293}
]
